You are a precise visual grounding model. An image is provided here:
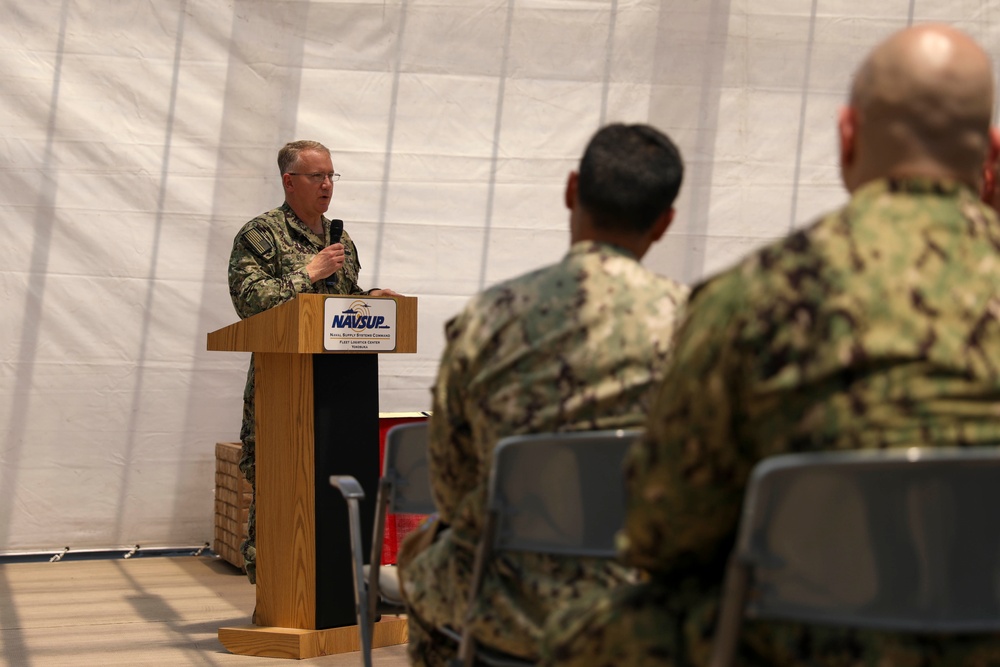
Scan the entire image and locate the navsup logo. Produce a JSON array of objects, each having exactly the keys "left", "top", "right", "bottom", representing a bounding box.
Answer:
[{"left": 330, "top": 300, "right": 391, "bottom": 331}]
